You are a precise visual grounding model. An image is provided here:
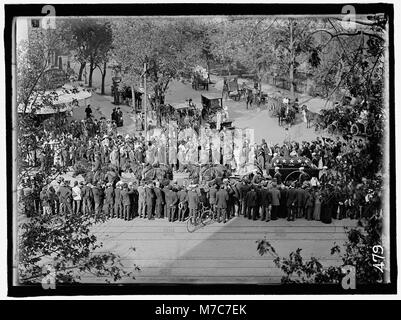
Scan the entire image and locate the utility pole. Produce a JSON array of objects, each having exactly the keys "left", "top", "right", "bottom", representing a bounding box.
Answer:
[{"left": 143, "top": 62, "right": 148, "bottom": 142}]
